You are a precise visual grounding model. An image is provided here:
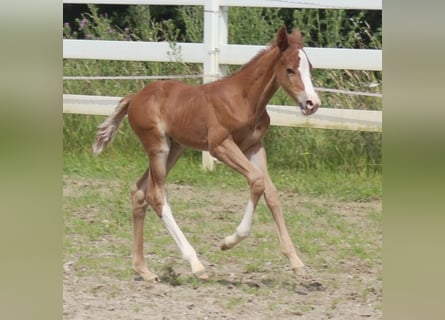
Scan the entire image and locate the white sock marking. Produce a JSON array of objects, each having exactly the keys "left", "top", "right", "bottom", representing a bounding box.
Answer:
[
  {"left": 161, "top": 199, "right": 199, "bottom": 264},
  {"left": 236, "top": 200, "right": 254, "bottom": 238}
]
